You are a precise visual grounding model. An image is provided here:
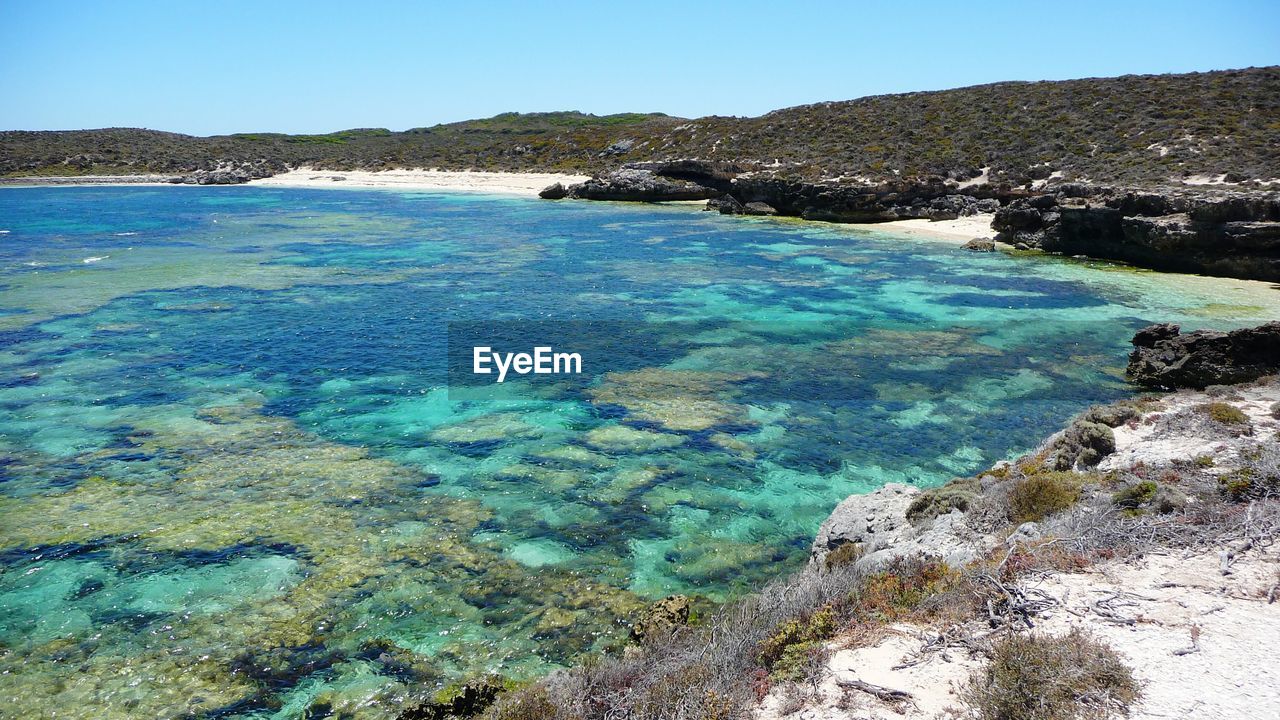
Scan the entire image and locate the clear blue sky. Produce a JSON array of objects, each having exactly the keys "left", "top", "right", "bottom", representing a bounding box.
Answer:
[{"left": 1, "top": 0, "right": 1276, "bottom": 135}]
